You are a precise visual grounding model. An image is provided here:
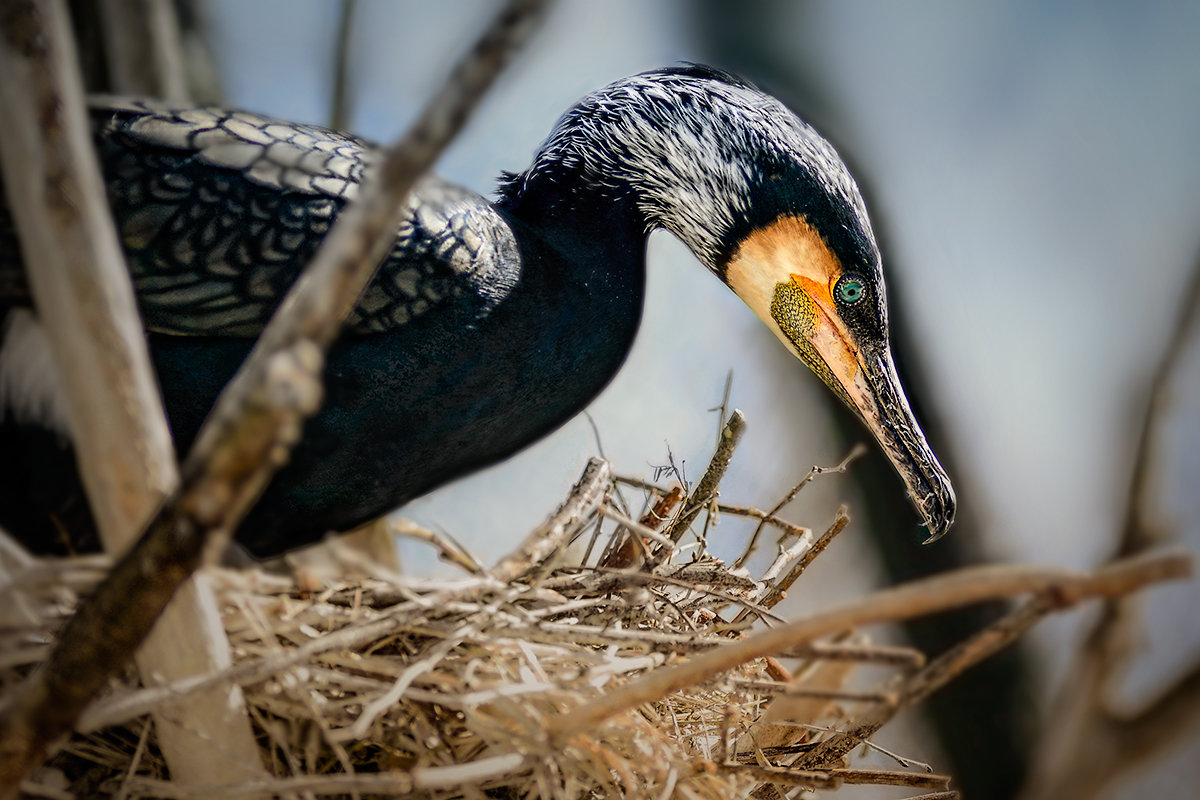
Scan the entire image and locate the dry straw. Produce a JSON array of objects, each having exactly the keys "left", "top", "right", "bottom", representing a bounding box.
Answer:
[{"left": 2, "top": 415, "right": 1190, "bottom": 799}]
